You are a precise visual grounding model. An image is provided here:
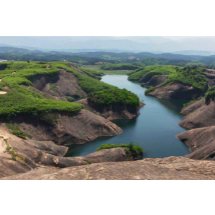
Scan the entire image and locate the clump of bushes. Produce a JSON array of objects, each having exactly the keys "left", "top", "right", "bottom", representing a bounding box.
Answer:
[
  {"left": 88, "top": 88, "right": 139, "bottom": 107},
  {"left": 205, "top": 86, "right": 215, "bottom": 104},
  {"left": 101, "top": 63, "right": 140, "bottom": 71},
  {"left": 97, "top": 142, "right": 144, "bottom": 160},
  {"left": 128, "top": 65, "right": 178, "bottom": 82},
  {"left": 167, "top": 66, "right": 207, "bottom": 91}
]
